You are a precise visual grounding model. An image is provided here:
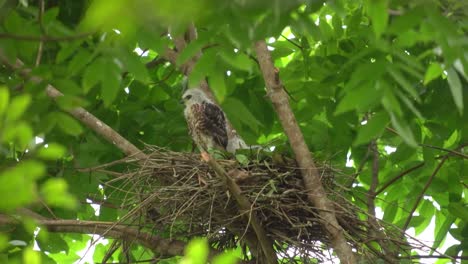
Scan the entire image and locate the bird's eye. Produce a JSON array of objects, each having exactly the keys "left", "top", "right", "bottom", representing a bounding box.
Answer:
[{"left": 184, "top": 95, "right": 192, "bottom": 100}]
